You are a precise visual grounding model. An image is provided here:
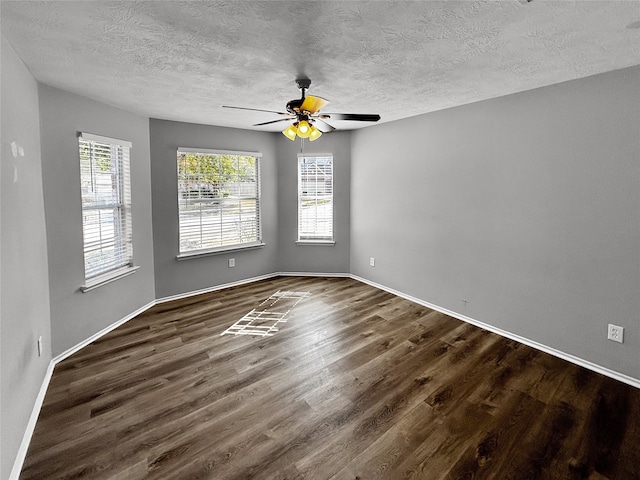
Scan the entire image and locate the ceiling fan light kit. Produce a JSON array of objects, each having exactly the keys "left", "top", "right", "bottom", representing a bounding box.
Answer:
[
  {"left": 224, "top": 78, "right": 380, "bottom": 142},
  {"left": 281, "top": 121, "right": 322, "bottom": 142}
]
